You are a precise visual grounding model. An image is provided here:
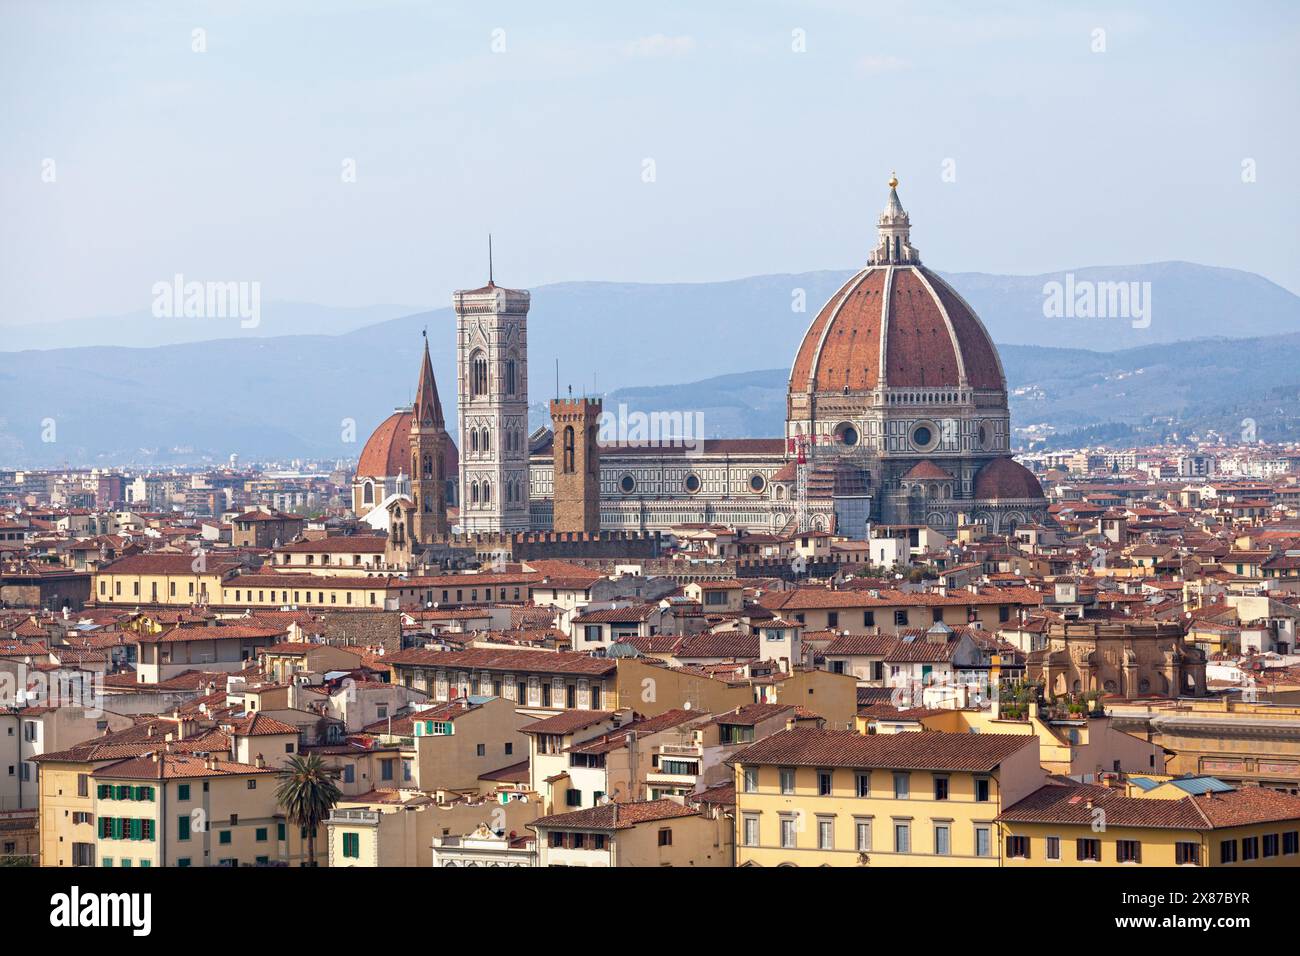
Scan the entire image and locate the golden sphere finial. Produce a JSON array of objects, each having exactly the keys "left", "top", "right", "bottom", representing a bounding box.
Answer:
[{"left": 888, "top": 171, "right": 899, "bottom": 189}]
